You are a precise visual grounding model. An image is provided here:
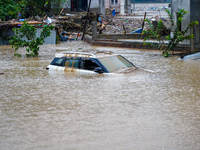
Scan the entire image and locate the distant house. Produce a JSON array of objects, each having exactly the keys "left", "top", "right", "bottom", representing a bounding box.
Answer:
[
  {"left": 134, "top": 0, "right": 170, "bottom": 2},
  {"left": 51, "top": 0, "right": 90, "bottom": 12},
  {"left": 58, "top": 0, "right": 101, "bottom": 12},
  {"left": 105, "top": 0, "right": 132, "bottom": 15},
  {"left": 171, "top": 0, "right": 200, "bottom": 44},
  {"left": 59, "top": 0, "right": 131, "bottom": 15}
]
